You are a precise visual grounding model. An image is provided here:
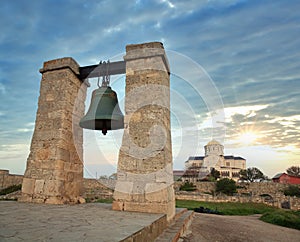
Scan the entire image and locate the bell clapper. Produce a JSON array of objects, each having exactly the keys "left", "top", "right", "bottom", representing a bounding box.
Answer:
[
  {"left": 102, "top": 122, "right": 107, "bottom": 135},
  {"left": 102, "top": 128, "right": 107, "bottom": 135}
]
